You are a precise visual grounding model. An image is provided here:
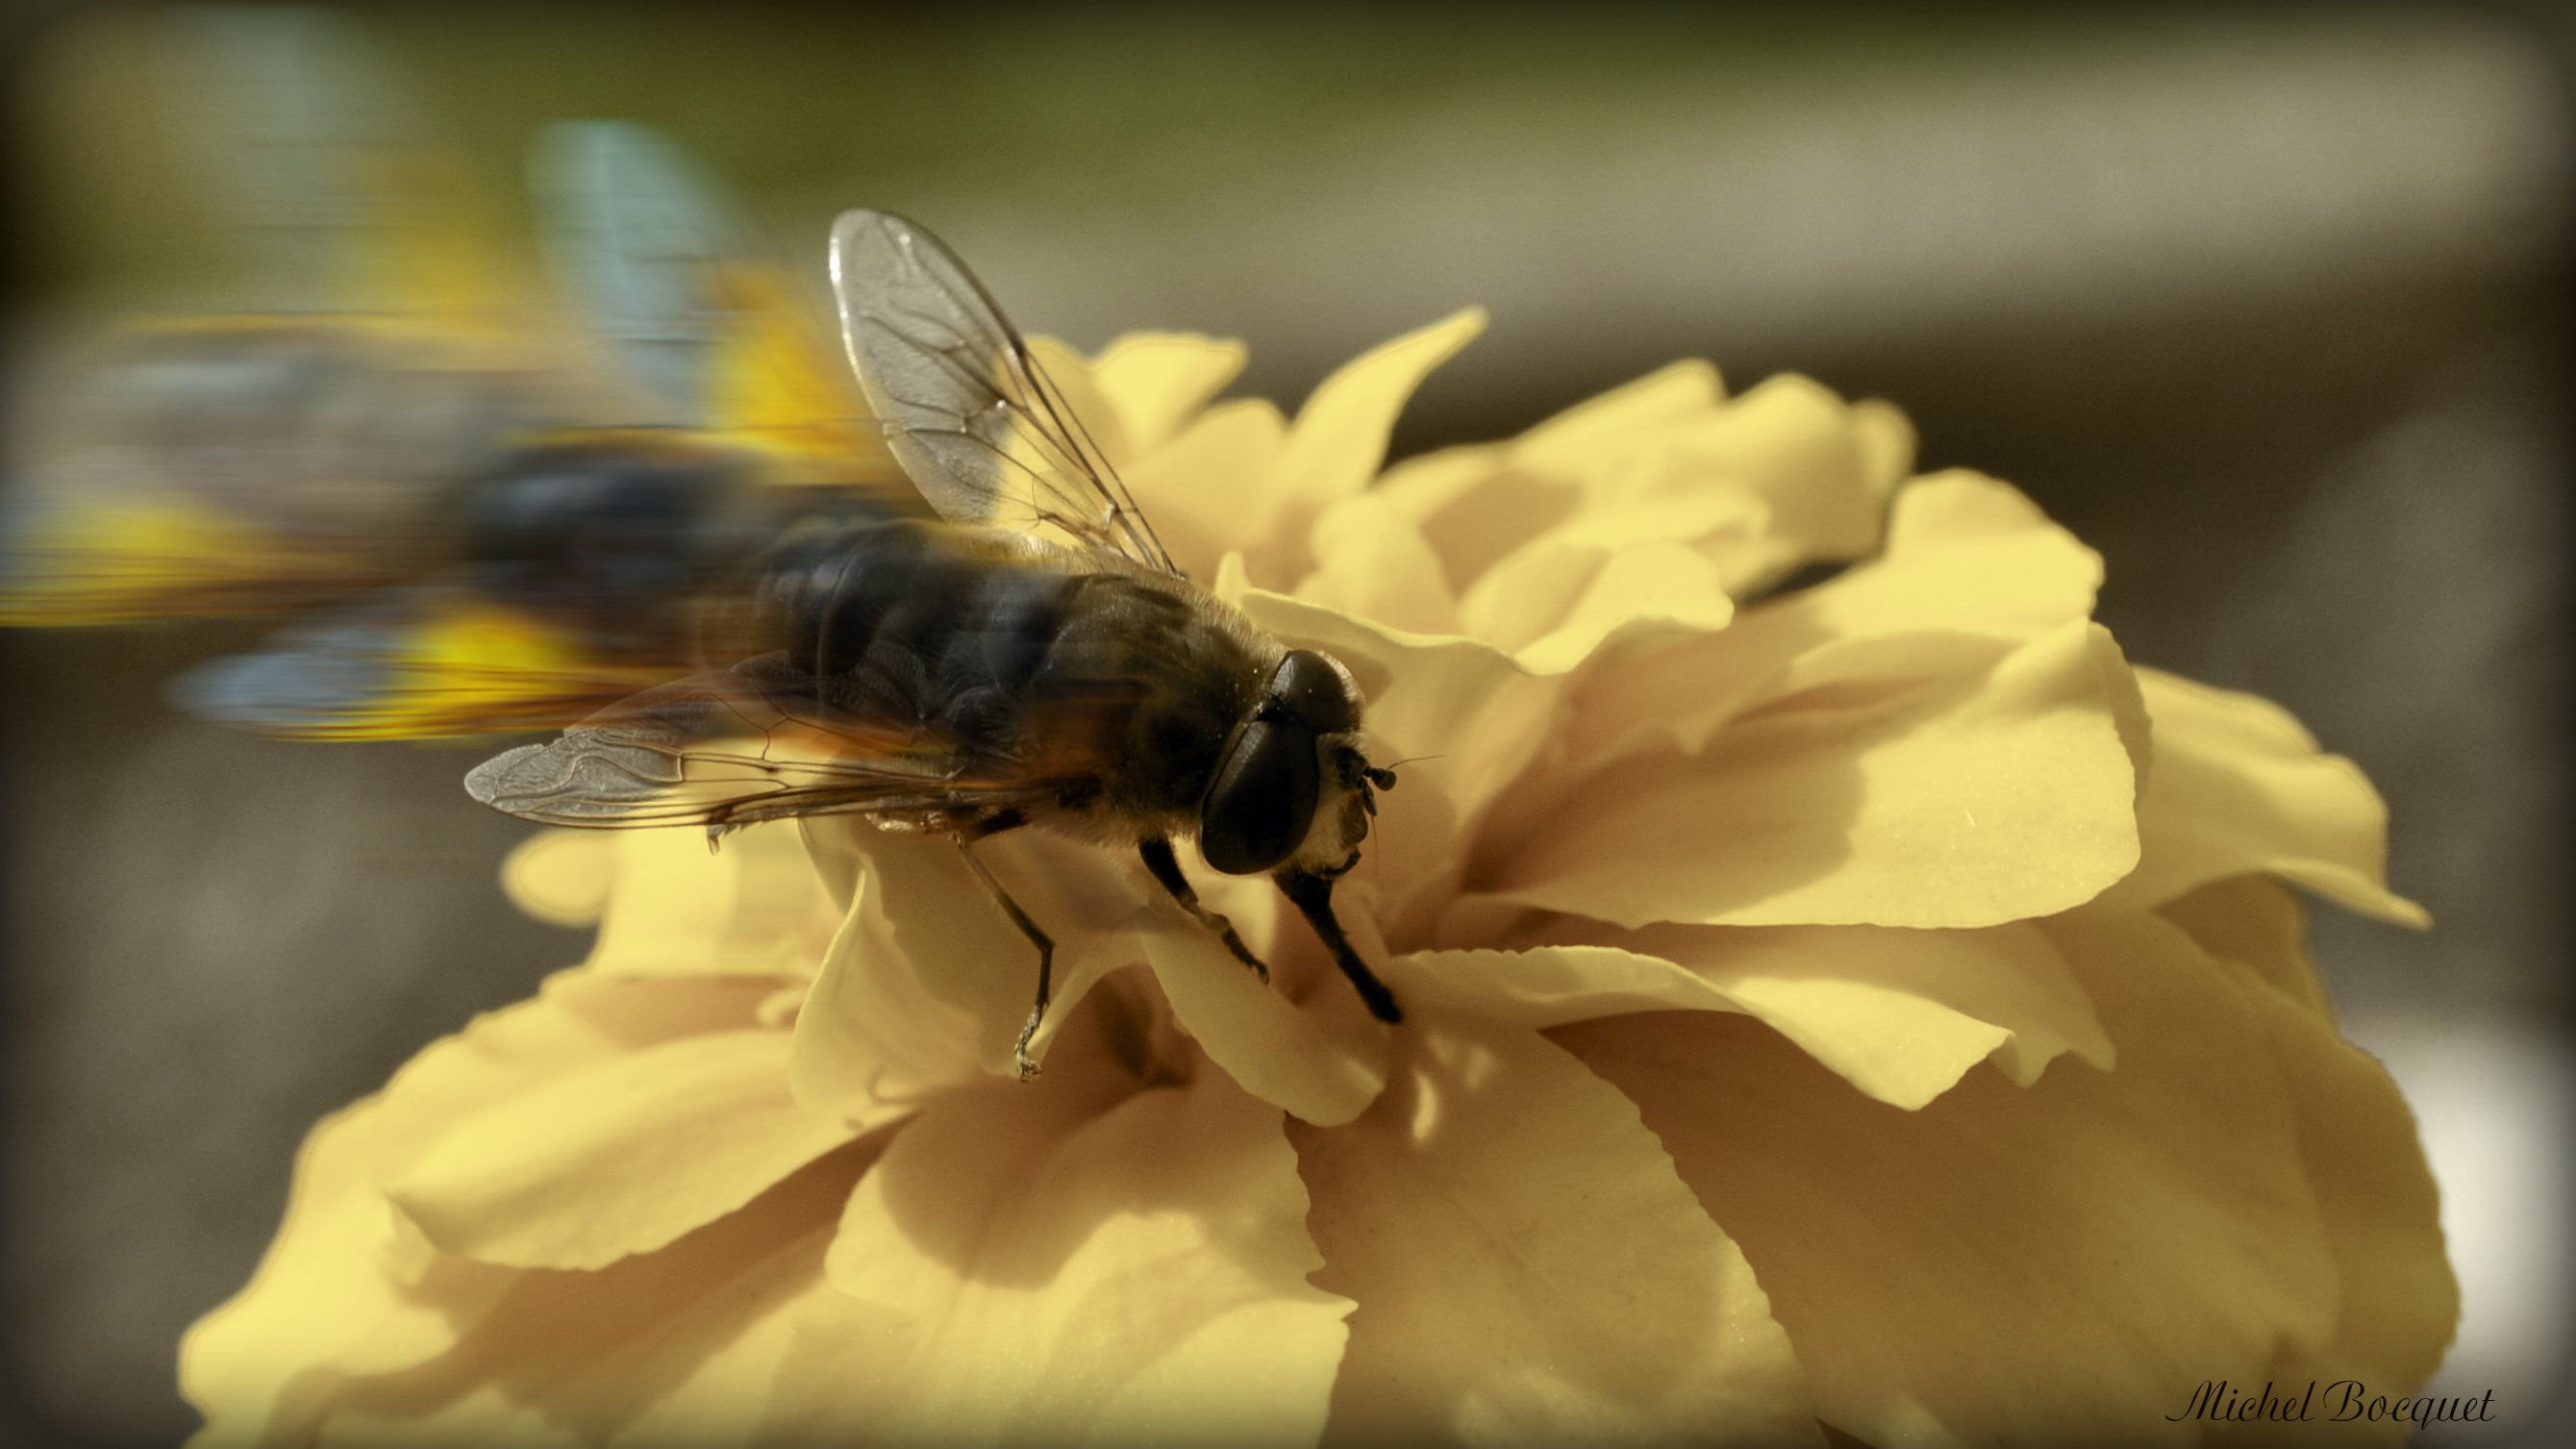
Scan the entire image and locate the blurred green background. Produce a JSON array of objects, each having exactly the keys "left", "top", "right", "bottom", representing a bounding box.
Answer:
[{"left": 4, "top": 3, "right": 2568, "bottom": 1444}]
